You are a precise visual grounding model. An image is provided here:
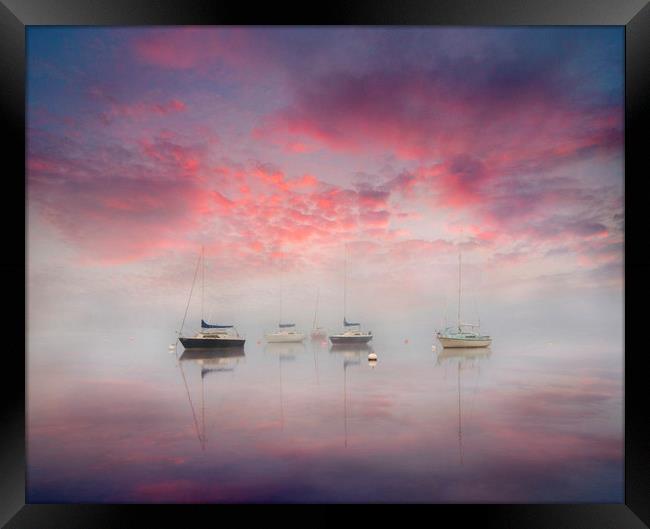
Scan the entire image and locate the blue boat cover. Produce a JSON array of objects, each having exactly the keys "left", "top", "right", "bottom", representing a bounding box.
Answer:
[
  {"left": 344, "top": 318, "right": 360, "bottom": 326},
  {"left": 201, "top": 320, "right": 233, "bottom": 329},
  {"left": 279, "top": 323, "right": 296, "bottom": 328}
]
